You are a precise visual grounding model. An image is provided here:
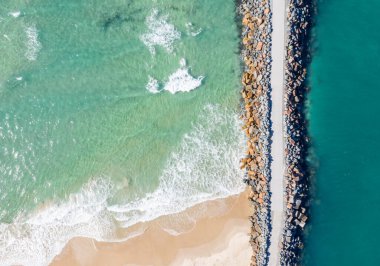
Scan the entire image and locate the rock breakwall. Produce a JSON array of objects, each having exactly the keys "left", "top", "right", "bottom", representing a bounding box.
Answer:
[
  {"left": 280, "top": 0, "right": 313, "bottom": 264},
  {"left": 238, "top": 0, "right": 272, "bottom": 265}
]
